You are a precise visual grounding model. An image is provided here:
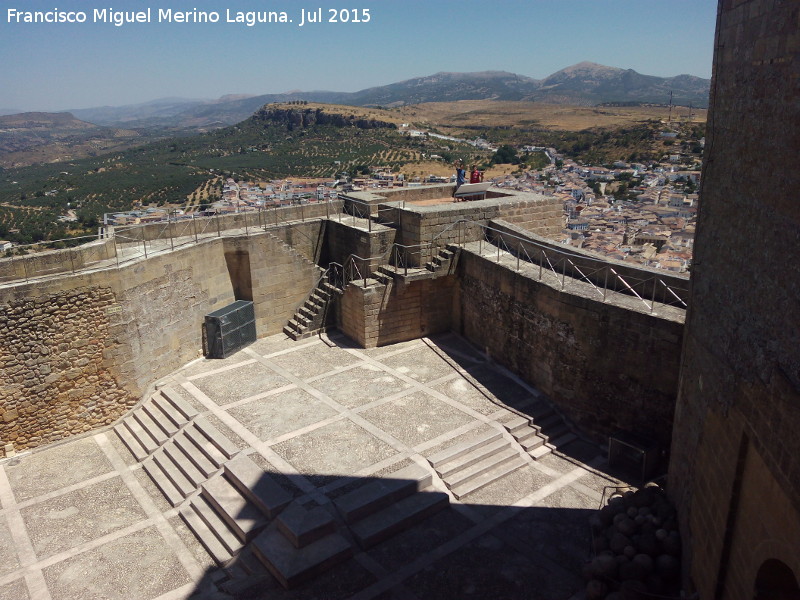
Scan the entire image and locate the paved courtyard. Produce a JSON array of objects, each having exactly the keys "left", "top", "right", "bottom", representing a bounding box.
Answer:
[{"left": 0, "top": 331, "right": 629, "bottom": 600}]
